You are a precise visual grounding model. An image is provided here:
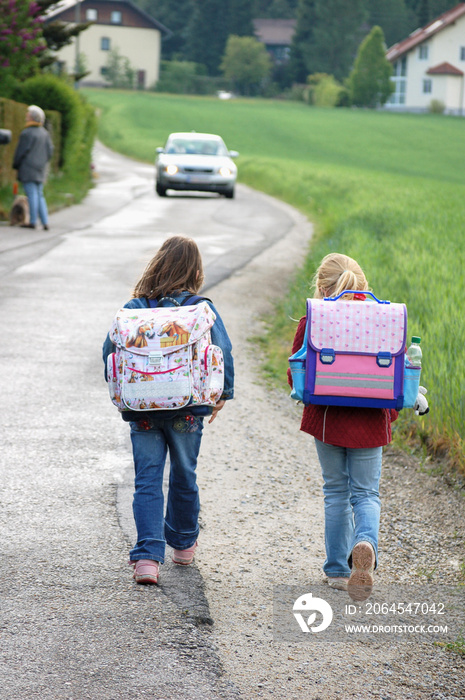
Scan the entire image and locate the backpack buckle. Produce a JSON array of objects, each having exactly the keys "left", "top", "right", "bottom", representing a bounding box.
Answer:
[{"left": 148, "top": 351, "right": 163, "bottom": 367}]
